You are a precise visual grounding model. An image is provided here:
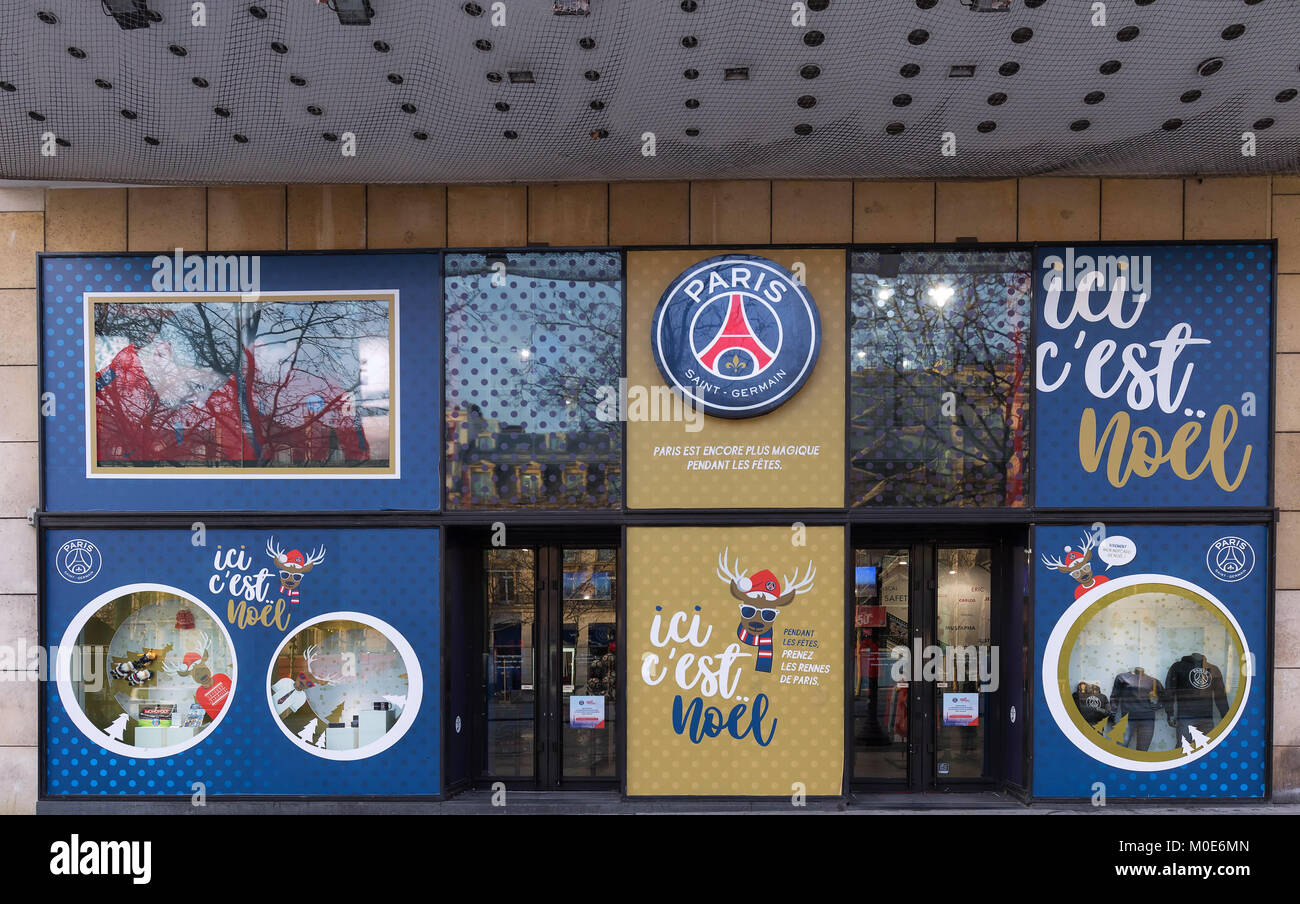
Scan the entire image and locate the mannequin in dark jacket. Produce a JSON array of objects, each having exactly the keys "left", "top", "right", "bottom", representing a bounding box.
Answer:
[
  {"left": 1071, "top": 682, "right": 1110, "bottom": 730},
  {"left": 1165, "top": 653, "right": 1229, "bottom": 749},
  {"left": 1110, "top": 667, "right": 1166, "bottom": 751}
]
